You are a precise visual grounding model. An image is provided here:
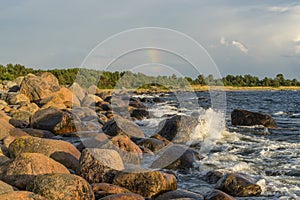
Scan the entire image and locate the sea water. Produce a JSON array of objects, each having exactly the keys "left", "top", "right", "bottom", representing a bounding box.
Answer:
[{"left": 134, "top": 90, "right": 300, "bottom": 199}]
